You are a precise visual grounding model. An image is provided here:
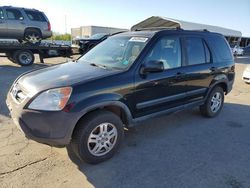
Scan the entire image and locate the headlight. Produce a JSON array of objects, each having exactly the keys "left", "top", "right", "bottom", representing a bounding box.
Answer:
[{"left": 28, "top": 87, "right": 72, "bottom": 111}]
